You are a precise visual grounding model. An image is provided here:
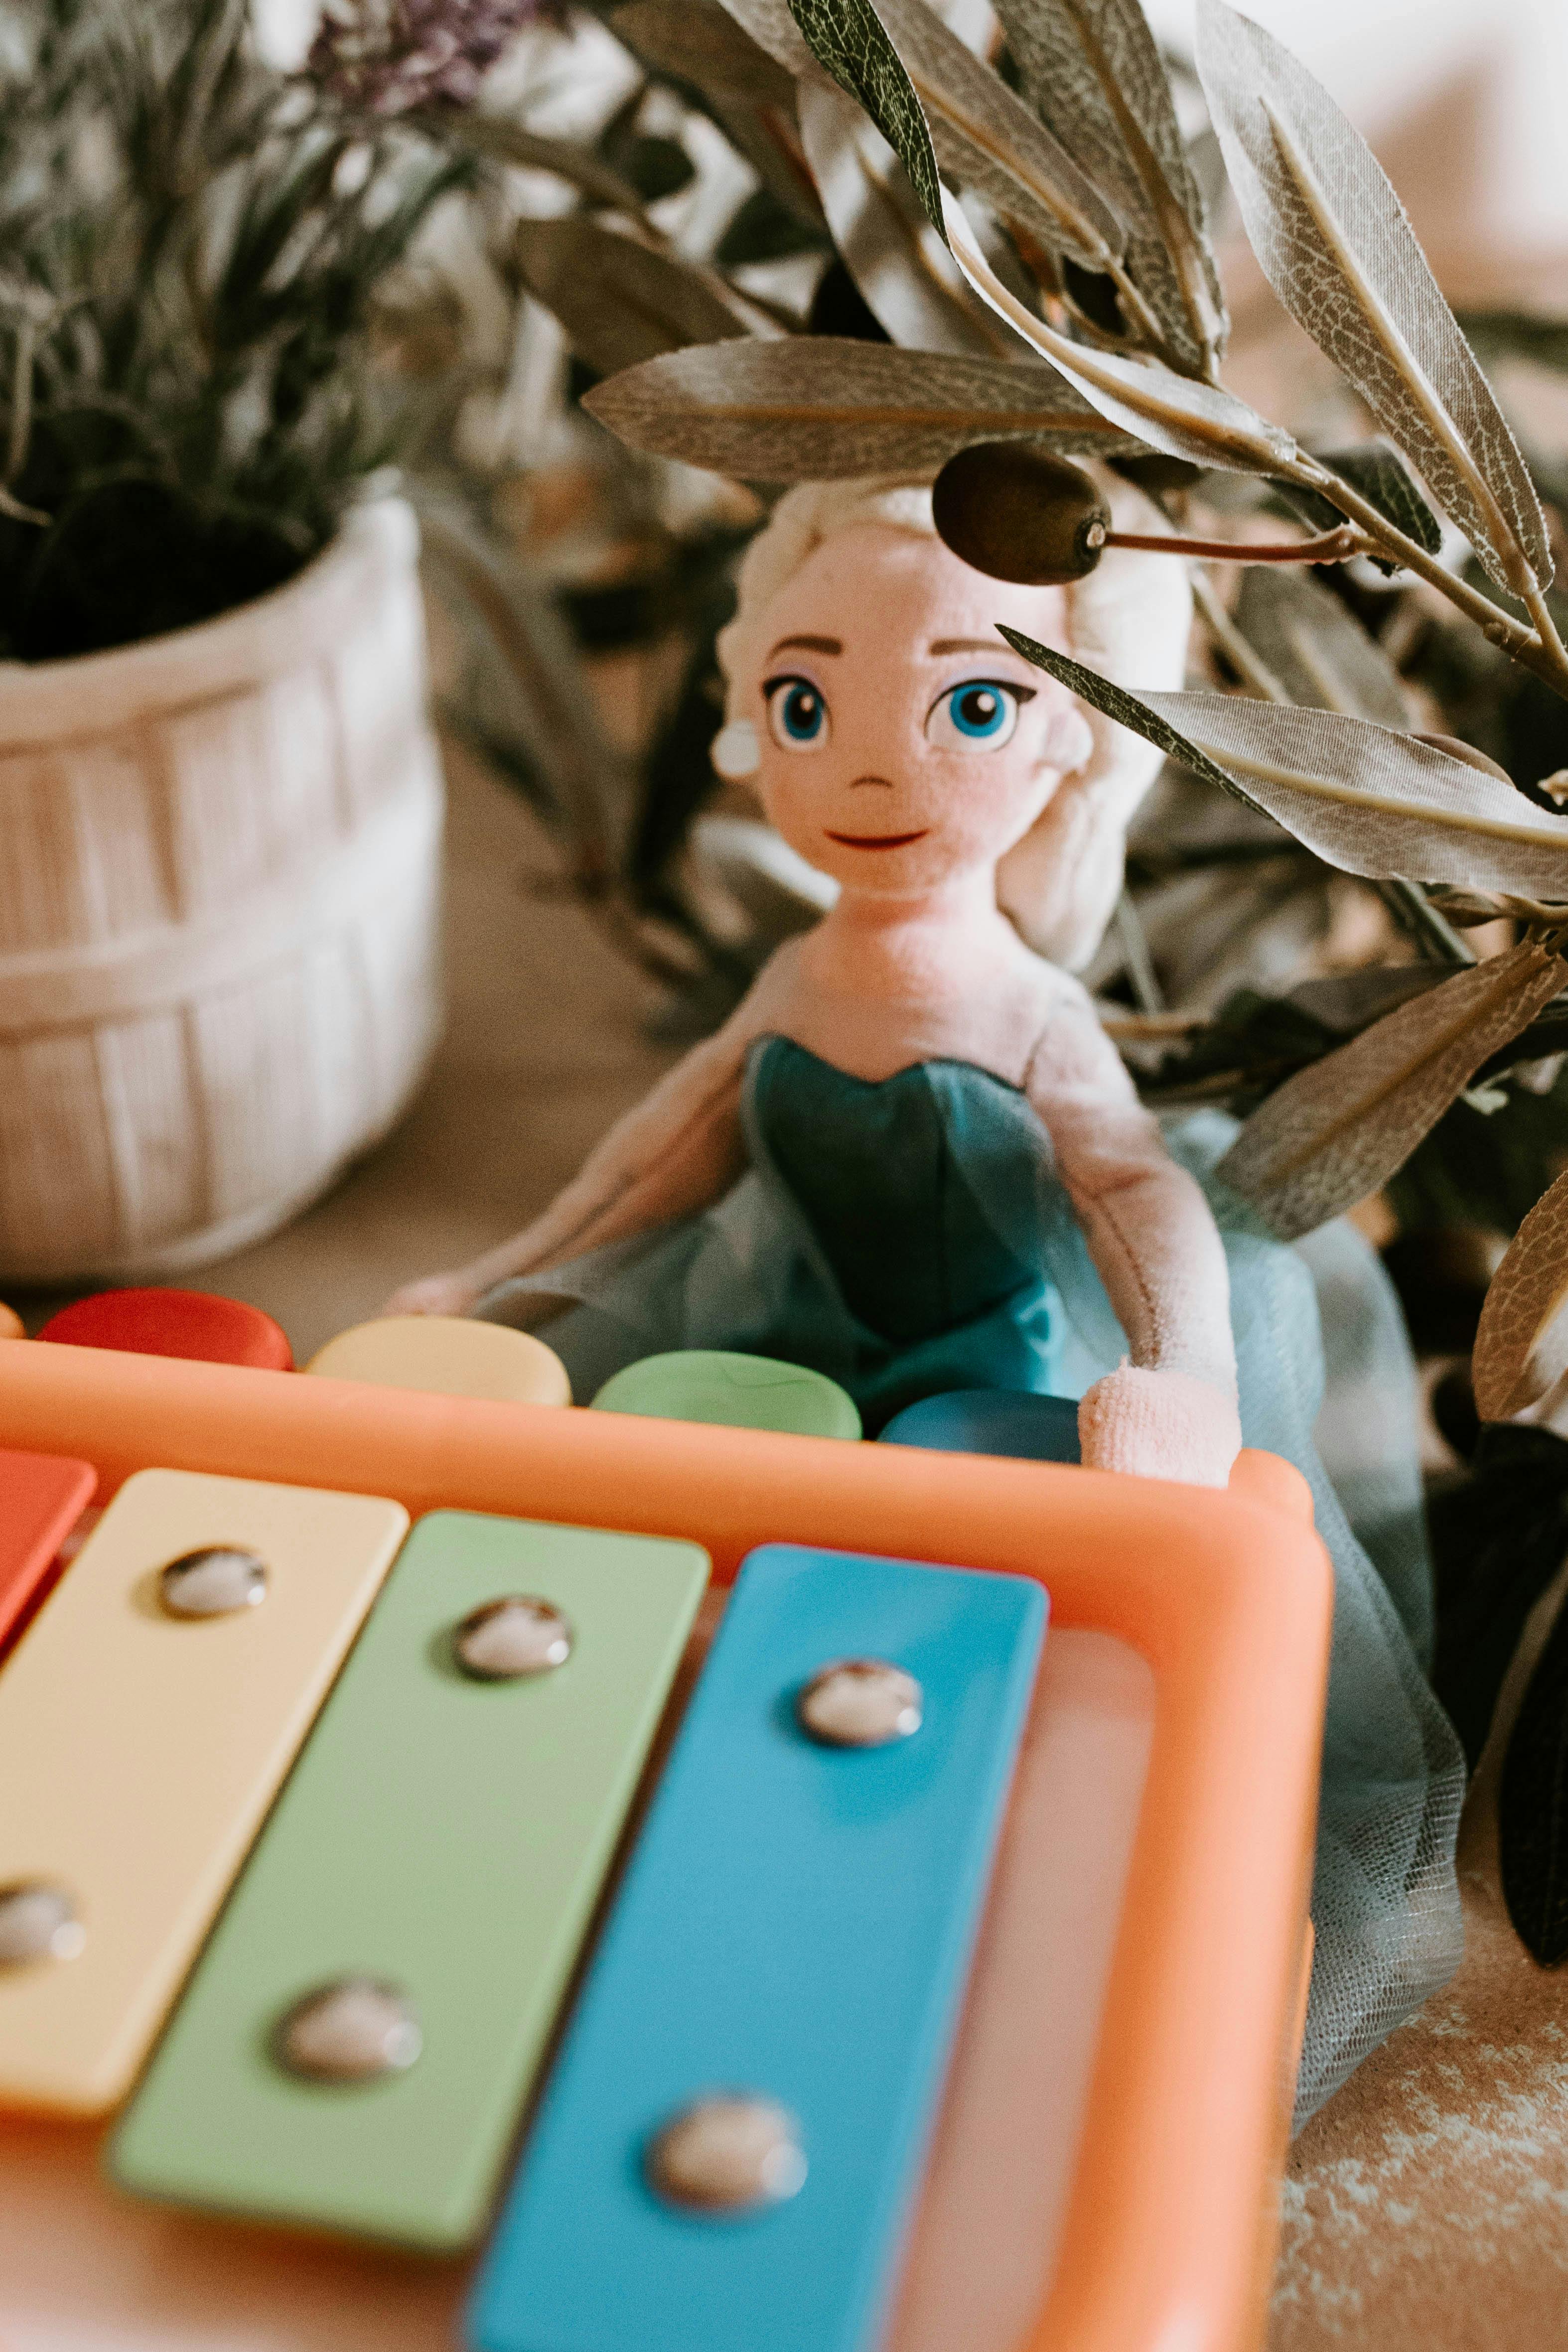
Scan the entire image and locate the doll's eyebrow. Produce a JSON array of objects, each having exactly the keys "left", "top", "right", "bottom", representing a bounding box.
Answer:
[
  {"left": 927, "top": 636, "right": 1017, "bottom": 655},
  {"left": 767, "top": 633, "right": 842, "bottom": 659}
]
